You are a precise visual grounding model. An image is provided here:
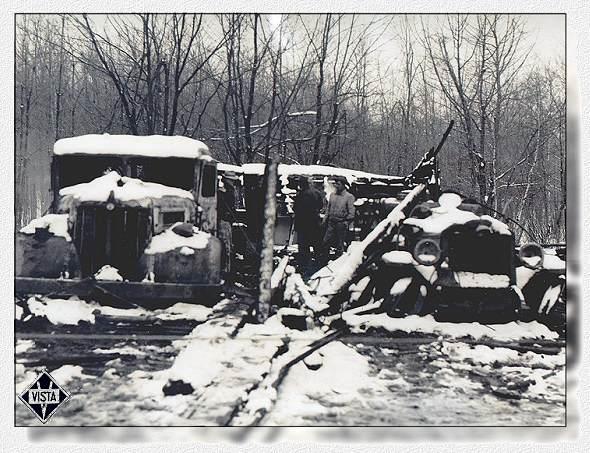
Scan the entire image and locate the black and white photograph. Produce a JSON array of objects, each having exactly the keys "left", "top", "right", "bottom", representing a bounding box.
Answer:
[{"left": 9, "top": 6, "right": 578, "bottom": 440}]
